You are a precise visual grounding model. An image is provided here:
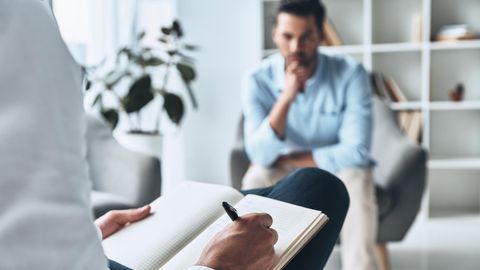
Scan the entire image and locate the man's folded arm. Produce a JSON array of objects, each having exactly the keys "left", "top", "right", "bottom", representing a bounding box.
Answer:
[
  {"left": 312, "top": 65, "right": 374, "bottom": 173},
  {"left": 241, "top": 72, "right": 287, "bottom": 167}
]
